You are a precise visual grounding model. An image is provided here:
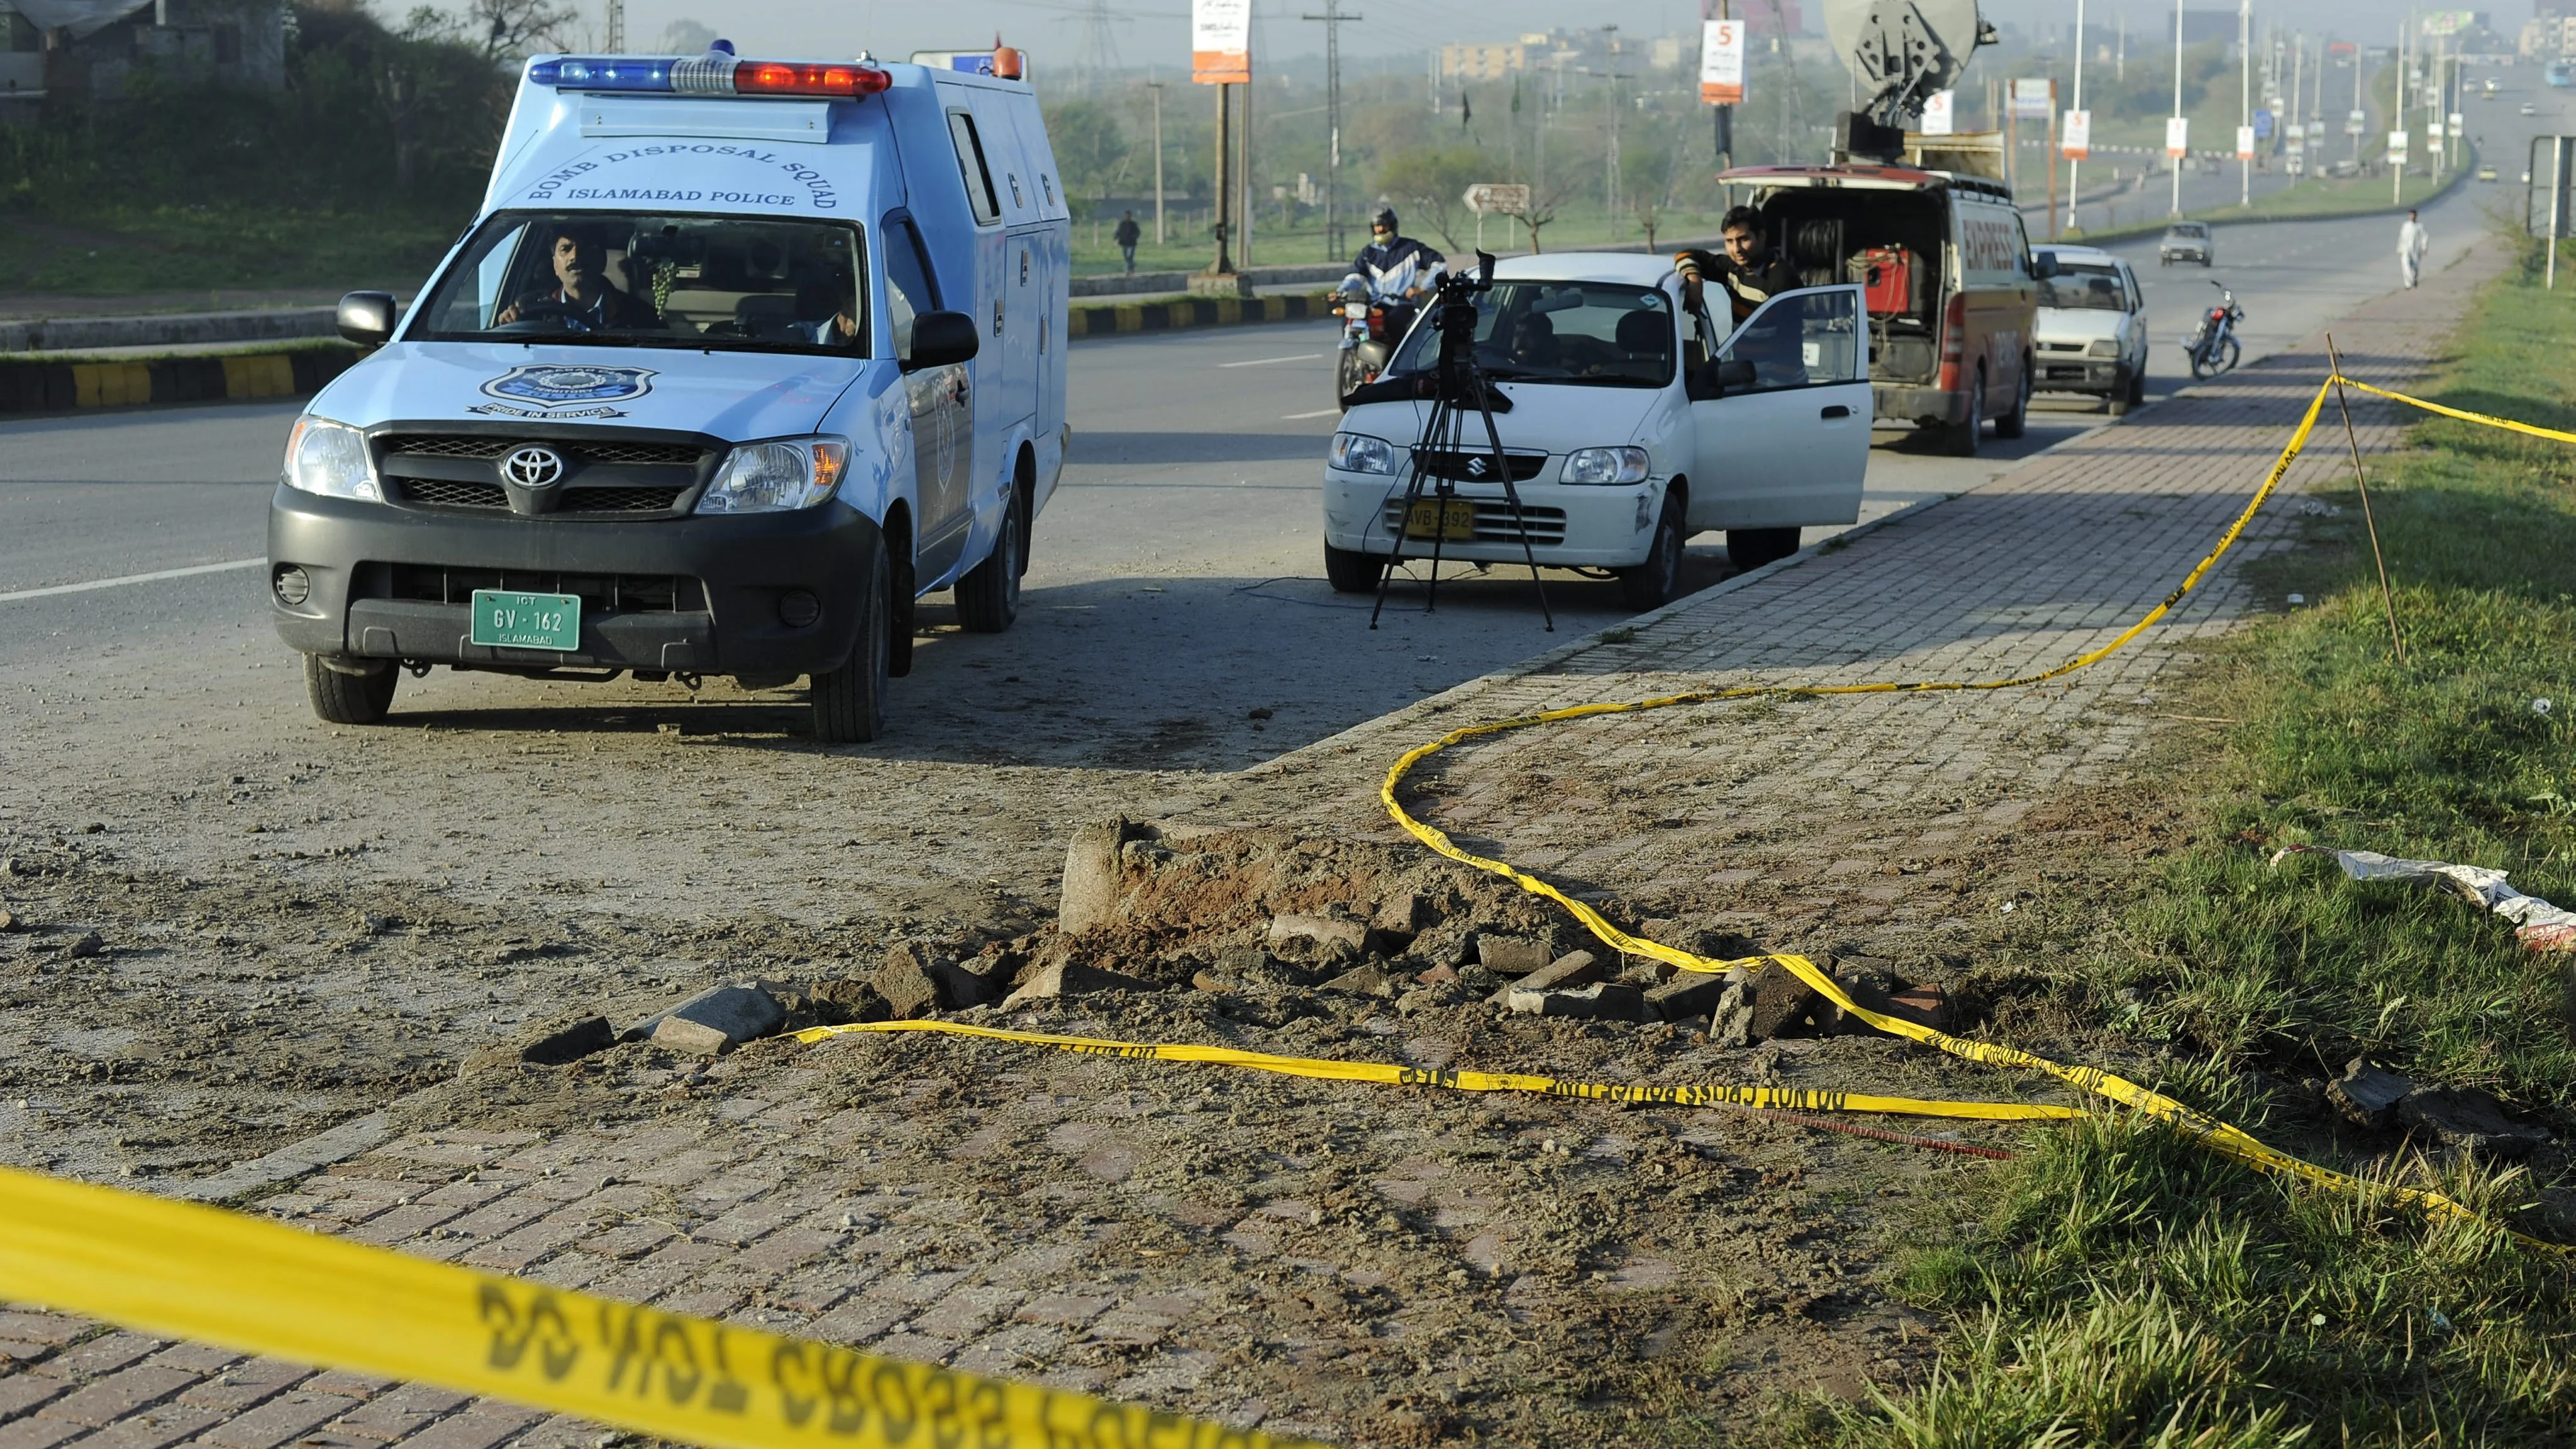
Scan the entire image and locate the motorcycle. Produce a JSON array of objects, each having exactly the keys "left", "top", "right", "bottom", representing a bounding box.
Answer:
[
  {"left": 1333, "top": 280, "right": 1419, "bottom": 404},
  {"left": 2184, "top": 279, "right": 2244, "bottom": 380}
]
